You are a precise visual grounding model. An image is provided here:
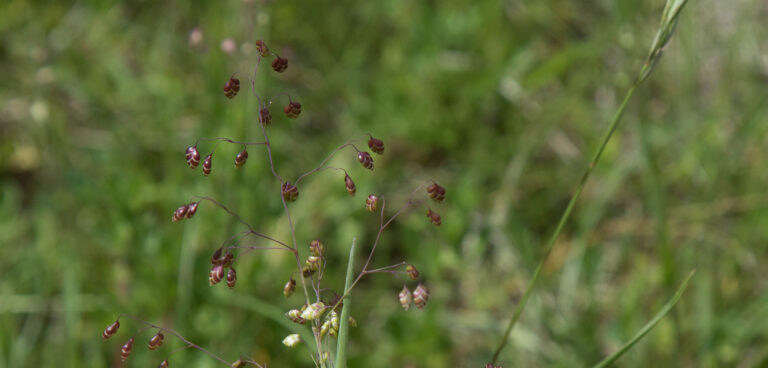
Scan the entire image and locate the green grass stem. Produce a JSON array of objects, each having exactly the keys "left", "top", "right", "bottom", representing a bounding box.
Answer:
[
  {"left": 335, "top": 238, "right": 357, "bottom": 368},
  {"left": 592, "top": 270, "right": 696, "bottom": 368}
]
